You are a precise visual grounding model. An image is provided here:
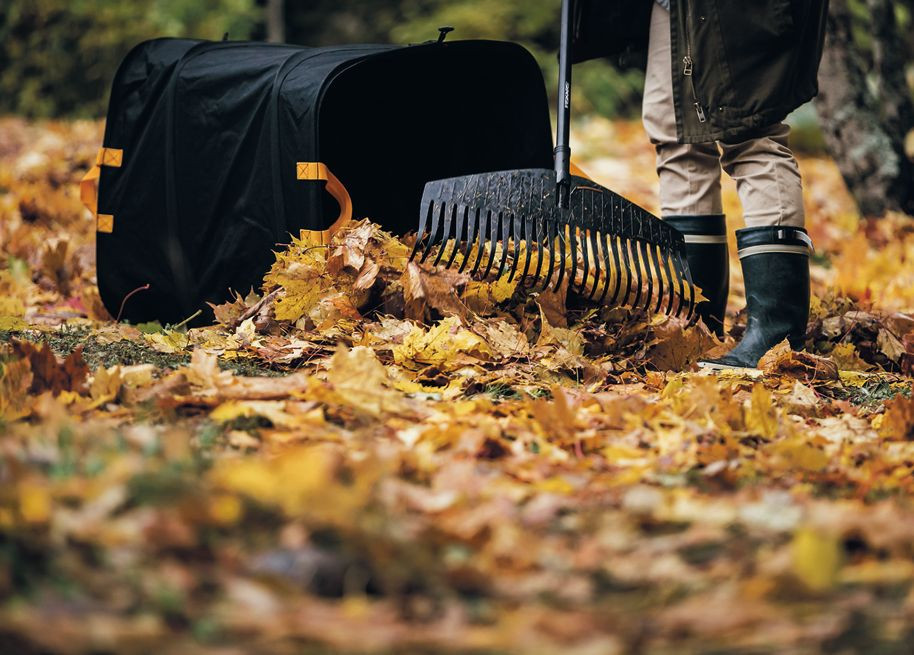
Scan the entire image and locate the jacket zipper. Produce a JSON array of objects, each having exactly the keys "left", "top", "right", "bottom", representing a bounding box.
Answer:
[{"left": 682, "top": 2, "right": 706, "bottom": 124}]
